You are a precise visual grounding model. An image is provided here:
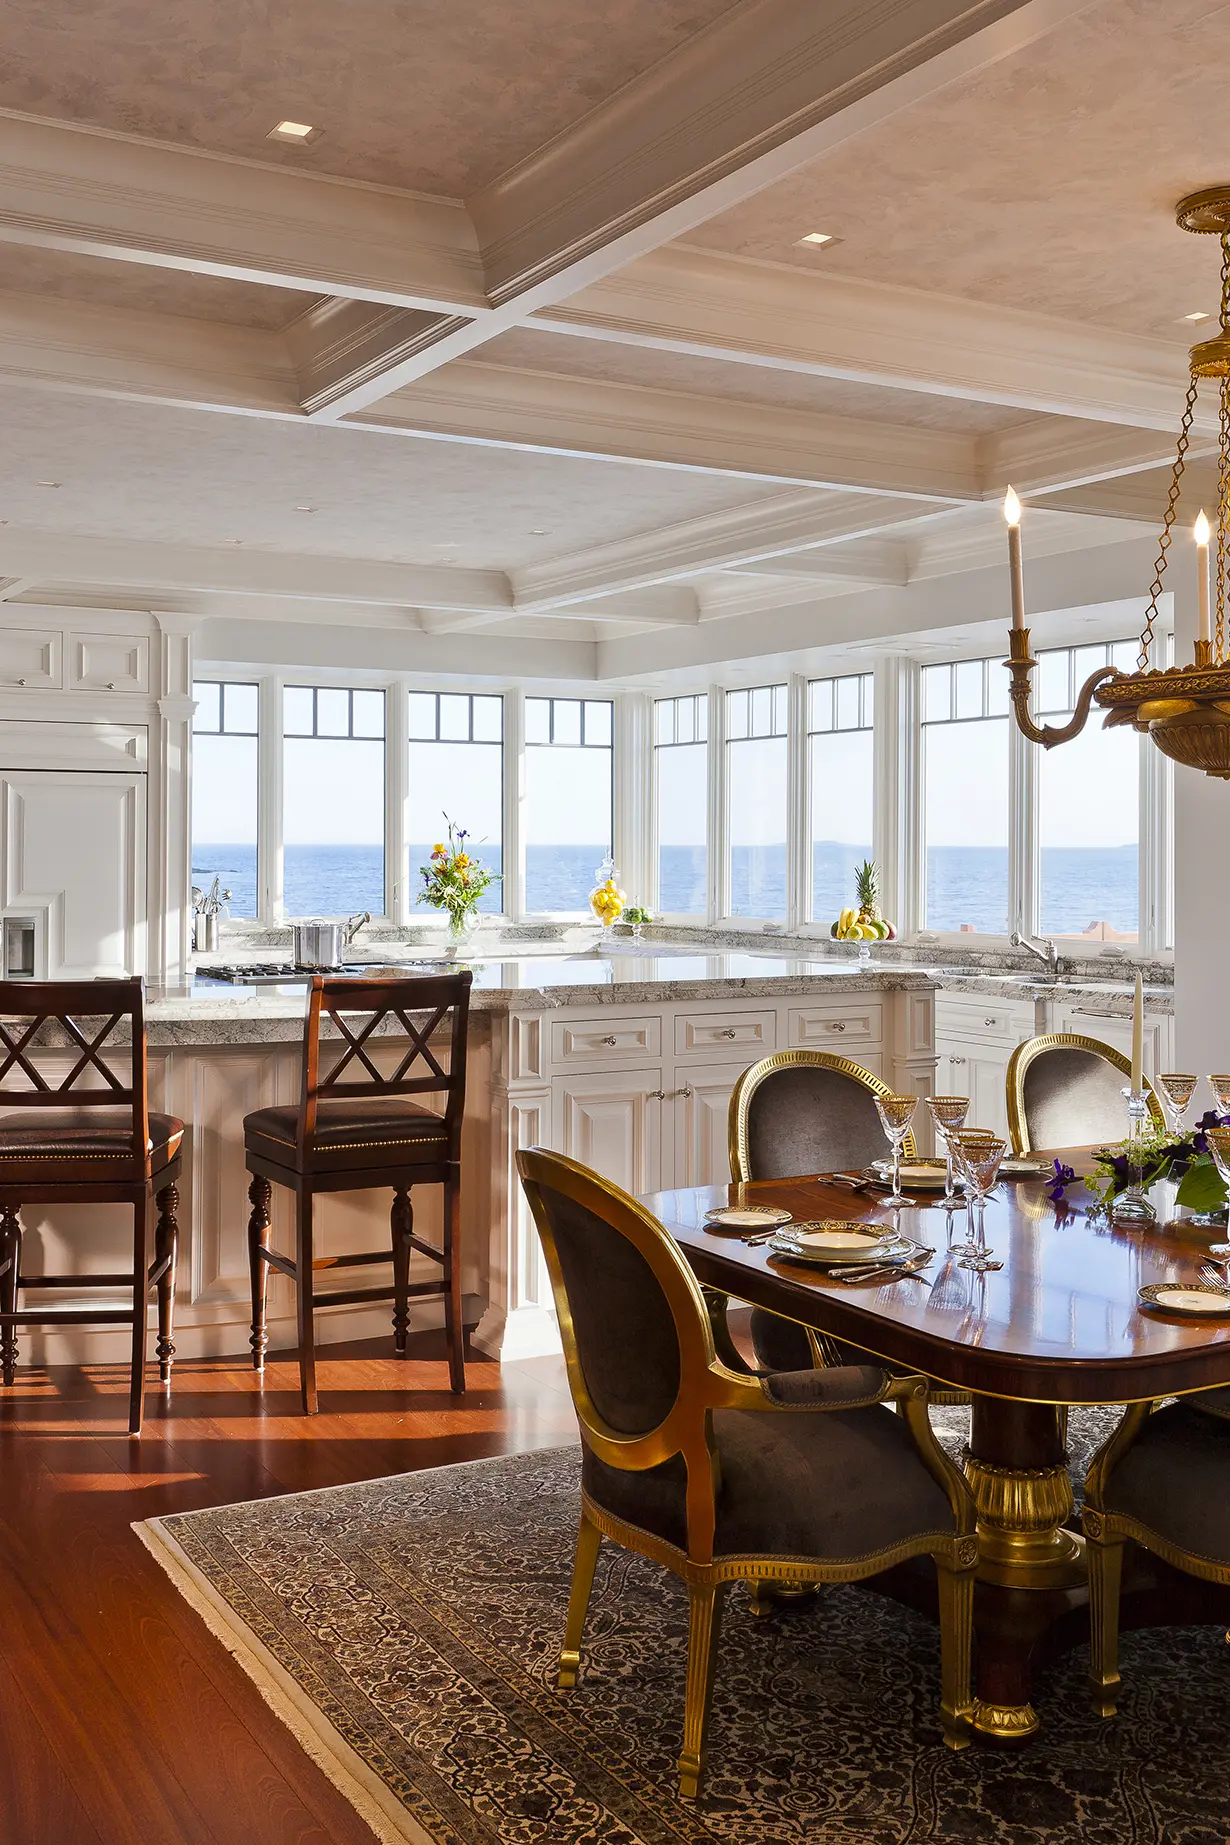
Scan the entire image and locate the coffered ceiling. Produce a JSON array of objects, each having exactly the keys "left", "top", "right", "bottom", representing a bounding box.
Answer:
[{"left": 0, "top": 0, "right": 1209, "bottom": 670}]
